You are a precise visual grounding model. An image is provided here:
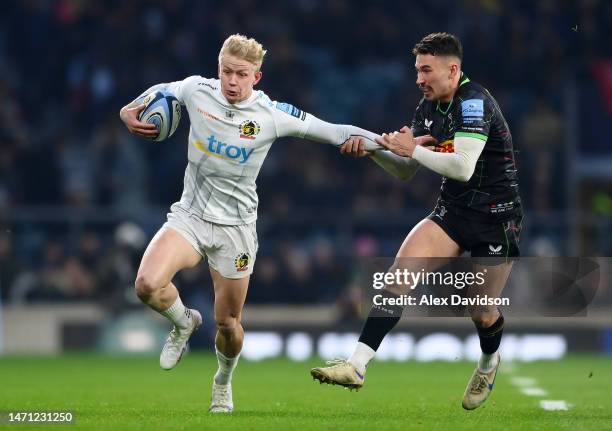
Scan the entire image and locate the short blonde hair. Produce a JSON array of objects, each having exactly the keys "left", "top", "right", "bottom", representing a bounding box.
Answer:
[{"left": 218, "top": 34, "right": 267, "bottom": 71}]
